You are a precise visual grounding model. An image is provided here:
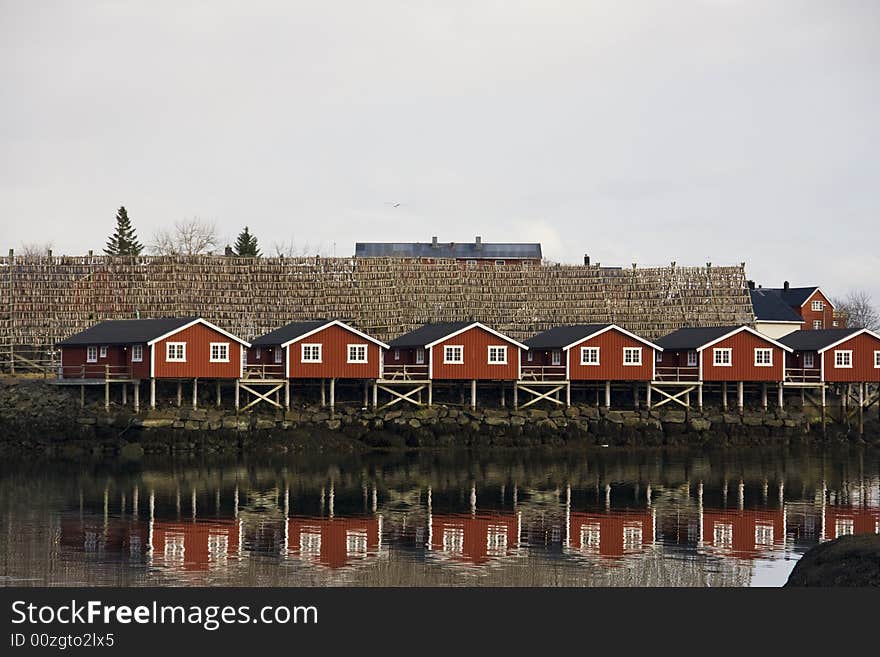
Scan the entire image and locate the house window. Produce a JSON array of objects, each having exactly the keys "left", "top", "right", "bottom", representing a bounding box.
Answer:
[
  {"left": 581, "top": 347, "right": 600, "bottom": 365},
  {"left": 416, "top": 347, "right": 425, "bottom": 364},
  {"left": 875, "top": 351, "right": 880, "bottom": 368},
  {"left": 132, "top": 345, "right": 143, "bottom": 362},
  {"left": 301, "top": 344, "right": 322, "bottom": 363},
  {"left": 687, "top": 351, "right": 698, "bottom": 367},
  {"left": 393, "top": 349, "right": 400, "bottom": 361},
  {"left": 348, "top": 344, "right": 368, "bottom": 363},
  {"left": 255, "top": 347, "right": 261, "bottom": 361},
  {"left": 813, "top": 320, "right": 823, "bottom": 330},
  {"left": 99, "top": 346, "right": 108, "bottom": 358},
  {"left": 444, "top": 345, "right": 464, "bottom": 364},
  {"left": 623, "top": 347, "right": 642, "bottom": 366},
  {"left": 811, "top": 300, "right": 825, "bottom": 312},
  {"left": 487, "top": 346, "right": 507, "bottom": 364},
  {"left": 274, "top": 347, "right": 283, "bottom": 364},
  {"left": 166, "top": 342, "right": 186, "bottom": 362},
  {"left": 551, "top": 350, "right": 562, "bottom": 366},
  {"left": 834, "top": 350, "right": 852, "bottom": 368},
  {"left": 803, "top": 353, "right": 815, "bottom": 369},
  {"left": 87, "top": 346, "right": 98, "bottom": 363},
  {"left": 210, "top": 342, "right": 230, "bottom": 362},
  {"left": 713, "top": 348, "right": 732, "bottom": 367},
  {"left": 754, "top": 348, "right": 773, "bottom": 367}
]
